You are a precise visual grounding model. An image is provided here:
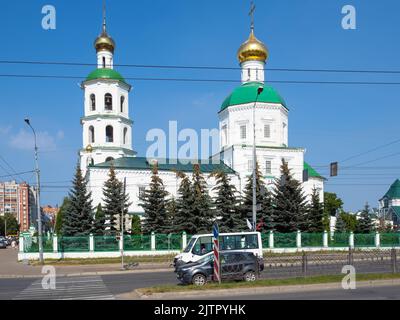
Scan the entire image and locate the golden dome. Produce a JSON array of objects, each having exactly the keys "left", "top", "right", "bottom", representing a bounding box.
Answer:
[
  {"left": 85, "top": 144, "right": 93, "bottom": 153},
  {"left": 94, "top": 30, "right": 115, "bottom": 53},
  {"left": 237, "top": 30, "right": 268, "bottom": 64}
]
